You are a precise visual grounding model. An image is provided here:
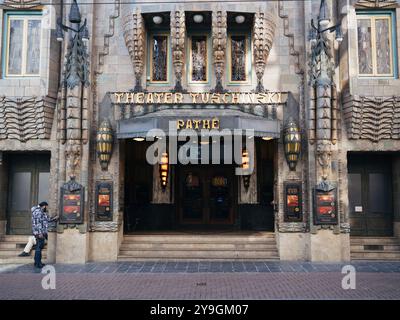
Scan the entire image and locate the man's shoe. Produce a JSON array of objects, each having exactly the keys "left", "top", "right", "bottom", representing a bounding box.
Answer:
[{"left": 18, "top": 252, "right": 30, "bottom": 257}]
